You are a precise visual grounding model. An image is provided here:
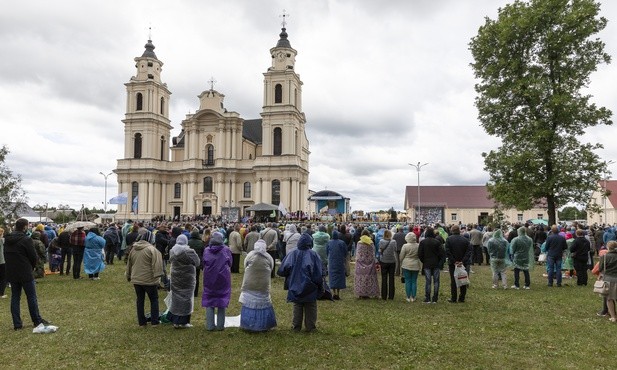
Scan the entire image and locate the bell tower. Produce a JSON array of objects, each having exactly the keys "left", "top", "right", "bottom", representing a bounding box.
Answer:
[
  {"left": 261, "top": 16, "right": 306, "bottom": 157},
  {"left": 257, "top": 14, "right": 310, "bottom": 213},
  {"left": 122, "top": 38, "right": 172, "bottom": 161}
]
